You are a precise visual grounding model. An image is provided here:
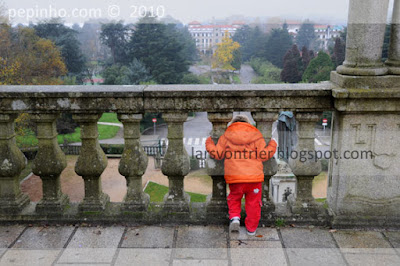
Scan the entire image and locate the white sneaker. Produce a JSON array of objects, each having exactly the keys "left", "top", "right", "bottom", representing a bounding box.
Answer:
[
  {"left": 229, "top": 217, "right": 240, "bottom": 232},
  {"left": 246, "top": 229, "right": 256, "bottom": 236}
]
